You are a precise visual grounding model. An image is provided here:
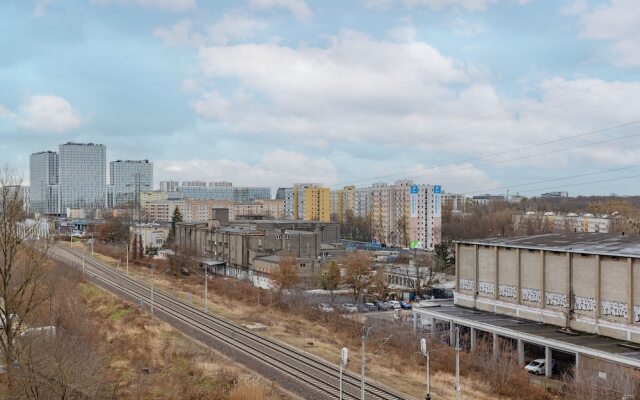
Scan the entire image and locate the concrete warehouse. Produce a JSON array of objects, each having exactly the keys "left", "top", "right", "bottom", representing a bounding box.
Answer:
[{"left": 454, "top": 233, "right": 640, "bottom": 343}]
